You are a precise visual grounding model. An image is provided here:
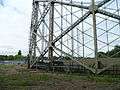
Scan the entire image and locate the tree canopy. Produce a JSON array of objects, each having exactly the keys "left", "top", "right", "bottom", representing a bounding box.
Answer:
[
  {"left": 0, "top": 50, "right": 24, "bottom": 61},
  {"left": 98, "top": 45, "right": 120, "bottom": 58},
  {"left": 18, "top": 50, "right": 22, "bottom": 56}
]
